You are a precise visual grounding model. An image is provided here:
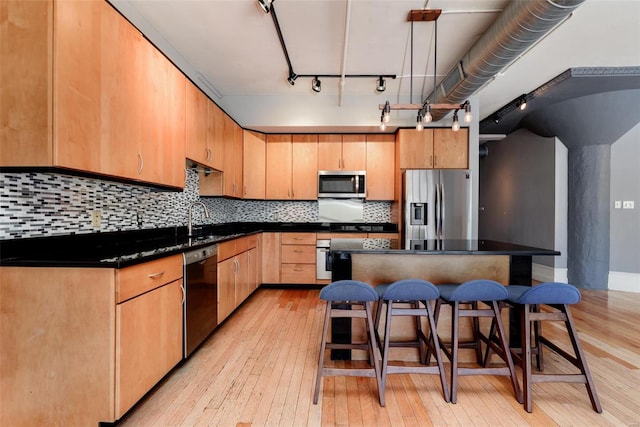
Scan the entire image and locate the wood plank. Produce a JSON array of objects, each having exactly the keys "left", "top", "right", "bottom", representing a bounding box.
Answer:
[{"left": 116, "top": 288, "right": 640, "bottom": 427}]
